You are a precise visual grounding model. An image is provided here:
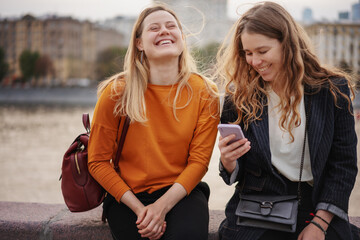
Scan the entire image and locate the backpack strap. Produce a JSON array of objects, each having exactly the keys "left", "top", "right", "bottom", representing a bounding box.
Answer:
[
  {"left": 113, "top": 116, "right": 130, "bottom": 173},
  {"left": 82, "top": 113, "right": 90, "bottom": 134}
]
